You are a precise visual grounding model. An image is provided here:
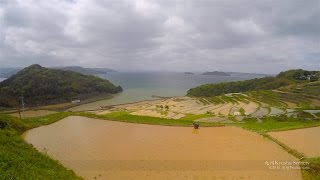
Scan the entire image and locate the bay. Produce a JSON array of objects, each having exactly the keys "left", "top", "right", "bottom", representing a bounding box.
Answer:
[{"left": 70, "top": 72, "right": 267, "bottom": 111}]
